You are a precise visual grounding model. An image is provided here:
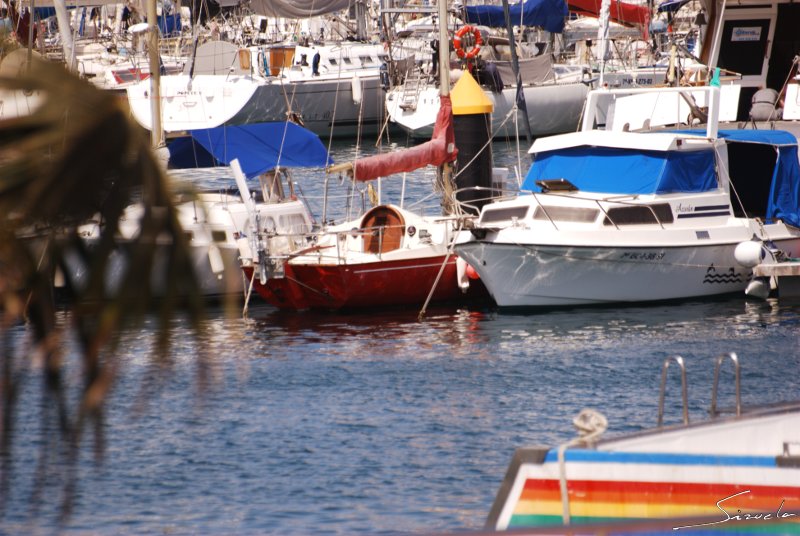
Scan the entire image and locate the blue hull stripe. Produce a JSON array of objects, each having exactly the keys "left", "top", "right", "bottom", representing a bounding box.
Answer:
[{"left": 542, "top": 449, "right": 777, "bottom": 467}]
